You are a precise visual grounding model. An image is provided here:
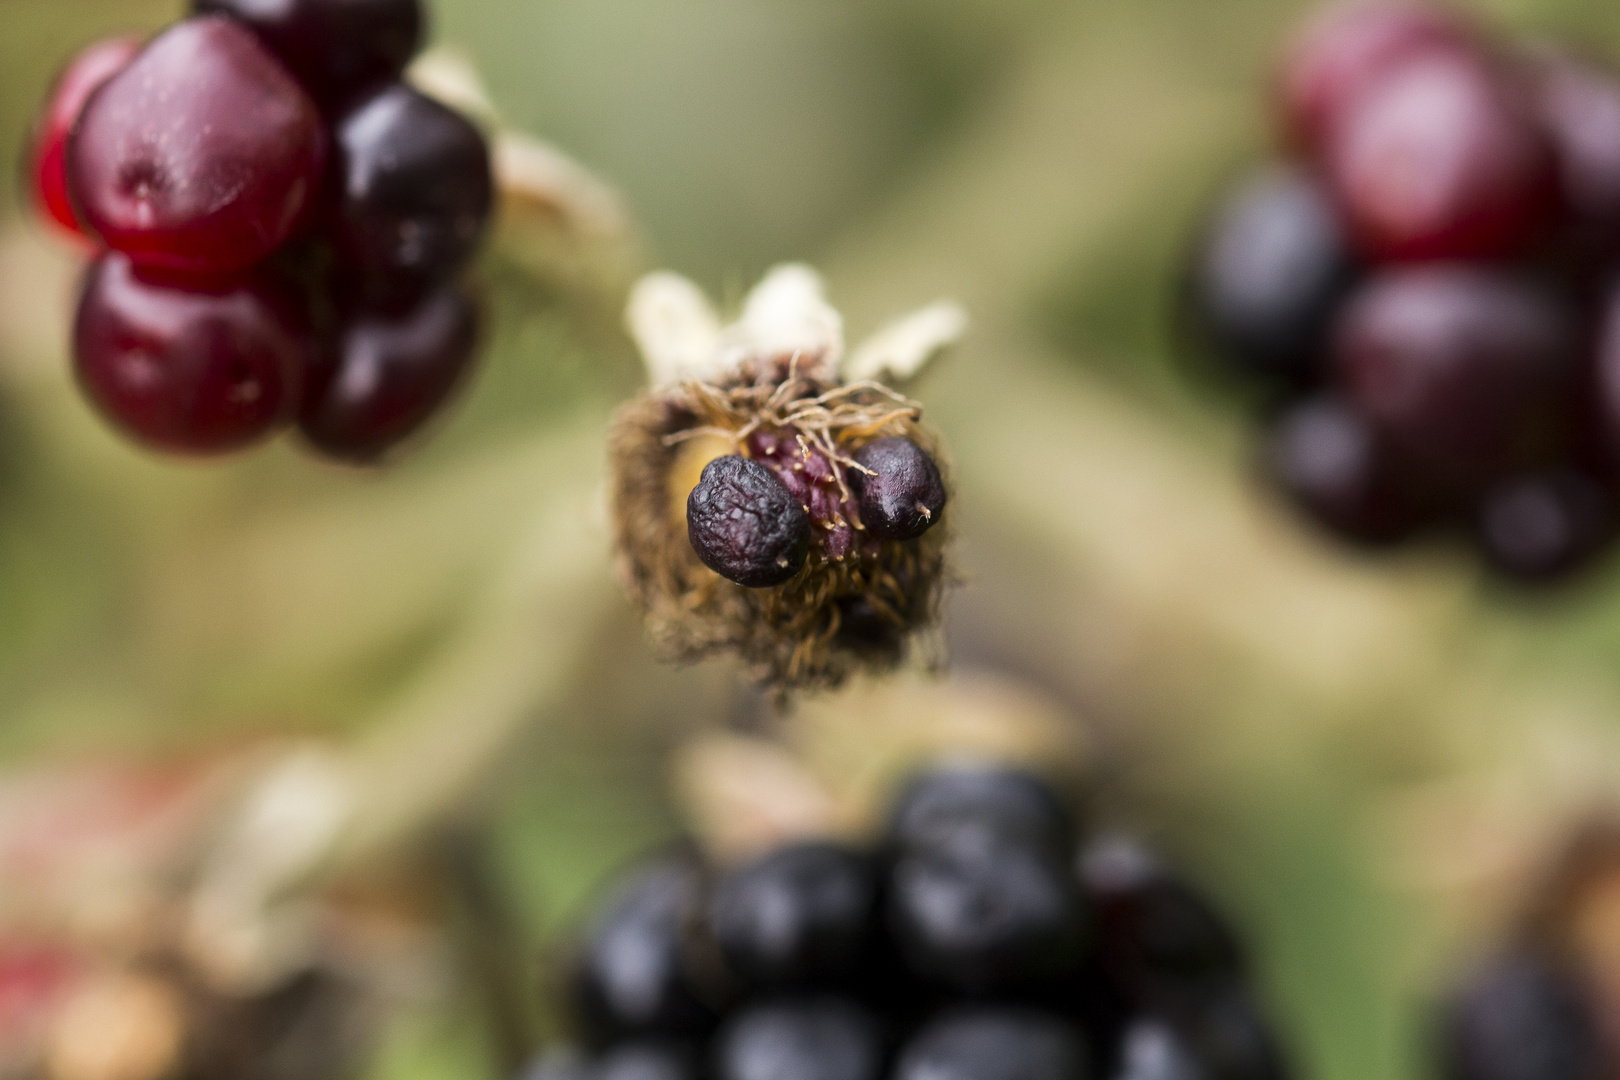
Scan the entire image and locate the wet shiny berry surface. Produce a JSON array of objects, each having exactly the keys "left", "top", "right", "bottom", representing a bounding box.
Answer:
[
  {"left": 543, "top": 766, "right": 1290, "bottom": 1080},
  {"left": 1264, "top": 394, "right": 1427, "bottom": 544},
  {"left": 68, "top": 17, "right": 326, "bottom": 274},
  {"left": 1279, "top": 3, "right": 1469, "bottom": 149},
  {"left": 892, "top": 1009, "right": 1088, "bottom": 1080},
  {"left": 193, "top": 0, "right": 422, "bottom": 106},
  {"left": 709, "top": 843, "right": 875, "bottom": 990},
  {"left": 712, "top": 999, "right": 882, "bottom": 1080},
  {"left": 299, "top": 285, "right": 478, "bottom": 462},
  {"left": 327, "top": 82, "right": 493, "bottom": 300},
  {"left": 687, "top": 456, "right": 811, "bottom": 588},
  {"left": 1324, "top": 48, "right": 1556, "bottom": 261},
  {"left": 1332, "top": 266, "right": 1577, "bottom": 485},
  {"left": 848, "top": 437, "right": 946, "bottom": 541},
  {"left": 30, "top": 36, "right": 142, "bottom": 237},
  {"left": 1533, "top": 51, "right": 1620, "bottom": 234},
  {"left": 73, "top": 253, "right": 309, "bottom": 453},
  {"left": 1188, "top": 167, "right": 1357, "bottom": 387}
]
